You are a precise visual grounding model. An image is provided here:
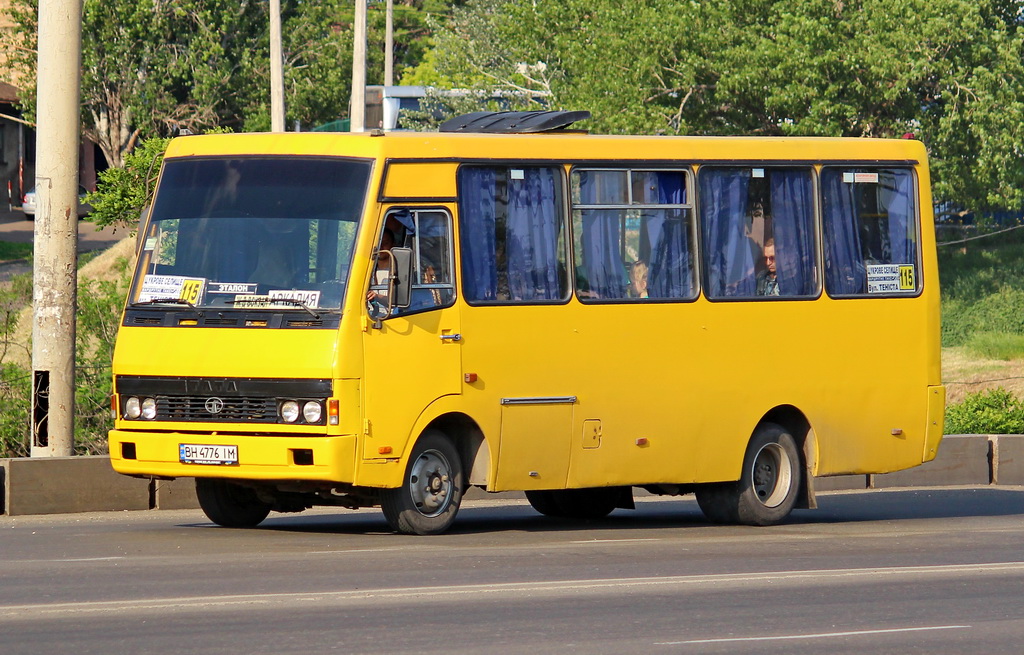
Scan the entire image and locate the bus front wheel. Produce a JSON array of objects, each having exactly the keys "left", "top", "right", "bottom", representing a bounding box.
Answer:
[
  {"left": 381, "top": 431, "right": 464, "bottom": 535},
  {"left": 195, "top": 478, "right": 272, "bottom": 528},
  {"left": 695, "top": 423, "right": 801, "bottom": 526}
]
